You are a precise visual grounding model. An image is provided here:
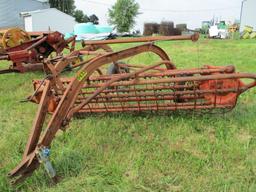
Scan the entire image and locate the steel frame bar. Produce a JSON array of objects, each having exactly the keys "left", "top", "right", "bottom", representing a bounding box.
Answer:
[{"left": 83, "top": 33, "right": 199, "bottom": 45}]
